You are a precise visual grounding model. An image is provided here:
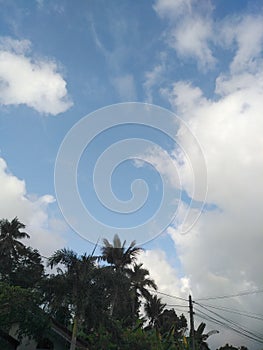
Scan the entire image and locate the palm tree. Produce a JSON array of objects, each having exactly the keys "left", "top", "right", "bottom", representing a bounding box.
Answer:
[
  {"left": 100, "top": 234, "right": 143, "bottom": 318},
  {"left": 0, "top": 217, "right": 30, "bottom": 280},
  {"left": 48, "top": 248, "right": 97, "bottom": 350},
  {"left": 127, "top": 263, "right": 157, "bottom": 321},
  {"left": 145, "top": 294, "right": 166, "bottom": 329},
  {"left": 129, "top": 263, "right": 157, "bottom": 297},
  {"left": 0, "top": 217, "right": 29, "bottom": 255},
  {"left": 101, "top": 234, "right": 142, "bottom": 271}
]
